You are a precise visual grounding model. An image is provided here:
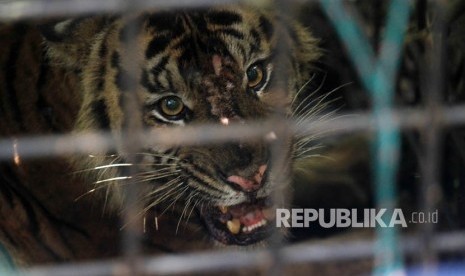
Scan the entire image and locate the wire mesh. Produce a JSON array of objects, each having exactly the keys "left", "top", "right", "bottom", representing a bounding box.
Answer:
[{"left": 0, "top": 0, "right": 463, "bottom": 275}]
